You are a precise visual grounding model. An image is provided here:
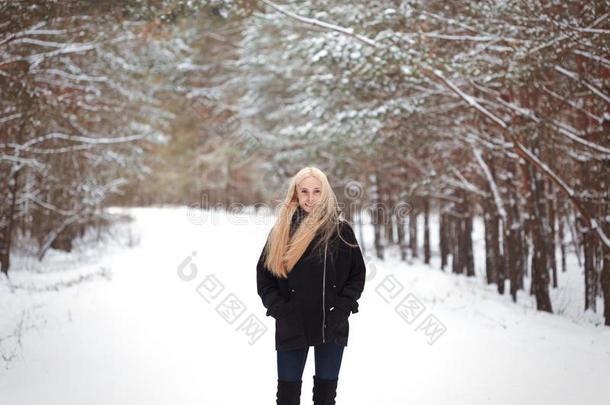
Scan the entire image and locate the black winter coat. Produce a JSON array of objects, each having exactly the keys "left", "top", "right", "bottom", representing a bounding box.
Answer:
[{"left": 256, "top": 208, "right": 366, "bottom": 351}]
